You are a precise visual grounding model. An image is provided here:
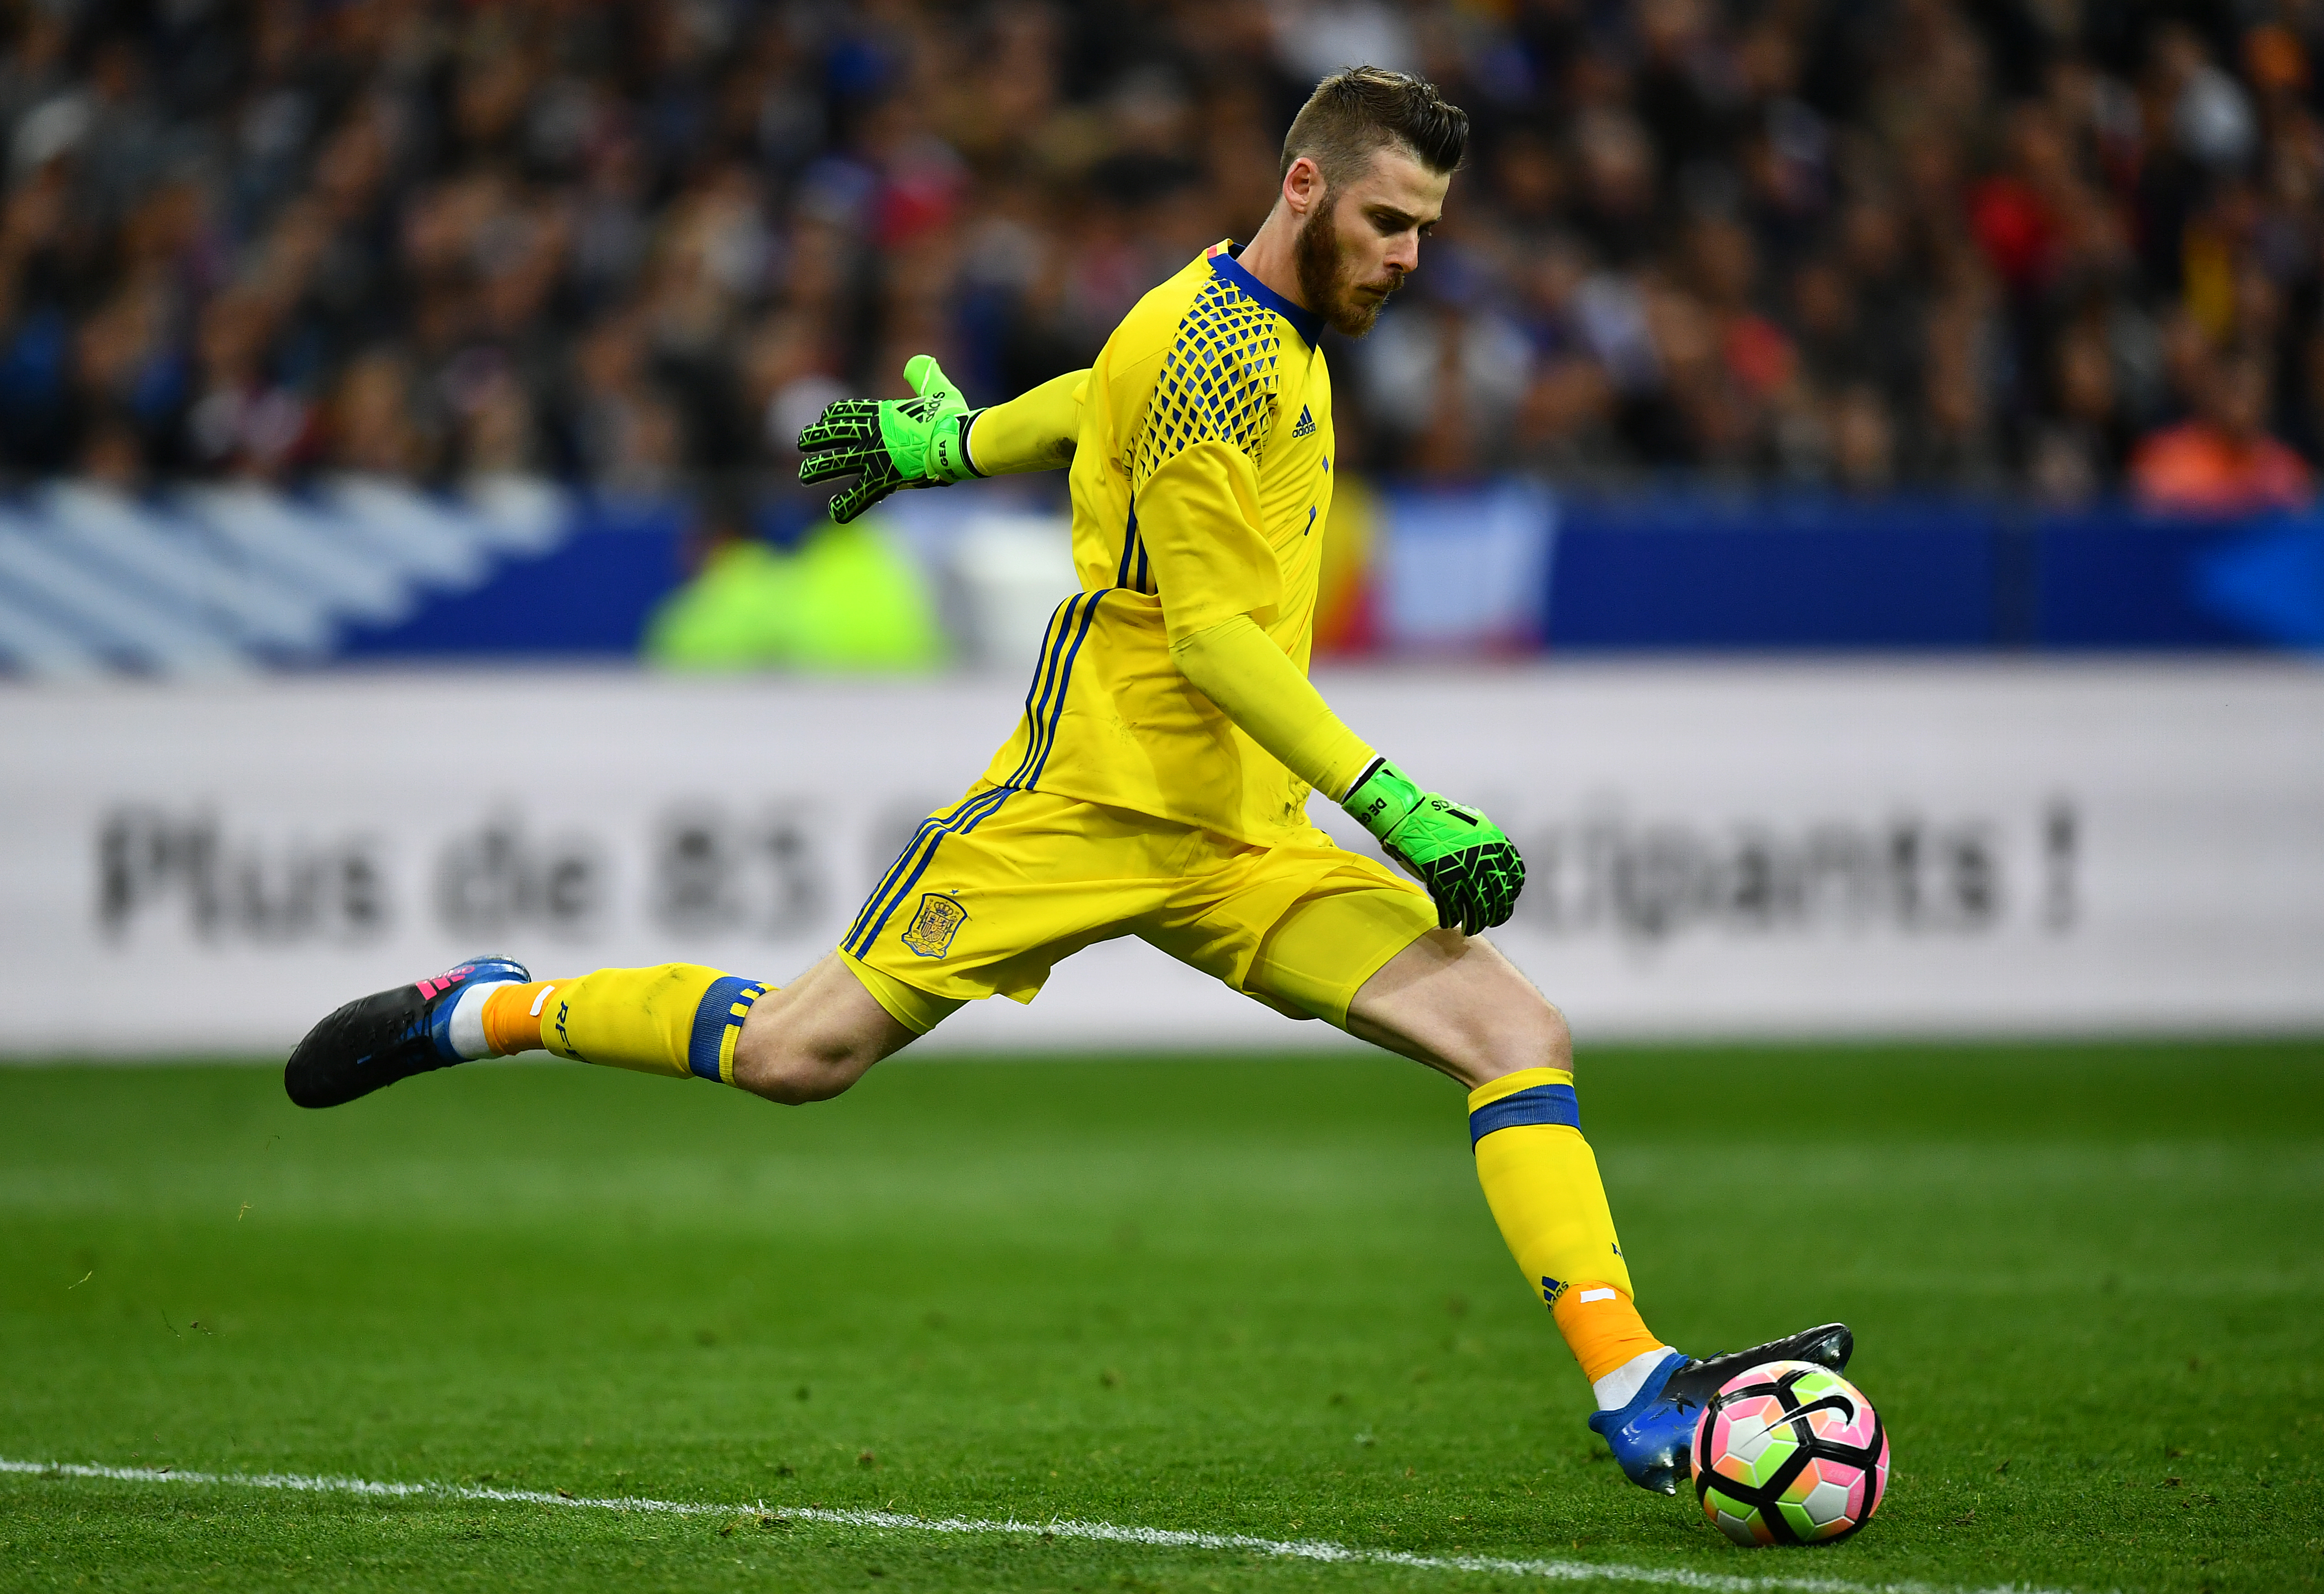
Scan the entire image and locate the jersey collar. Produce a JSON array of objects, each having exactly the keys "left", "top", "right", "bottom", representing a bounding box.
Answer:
[{"left": 1206, "top": 241, "right": 1326, "bottom": 348}]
